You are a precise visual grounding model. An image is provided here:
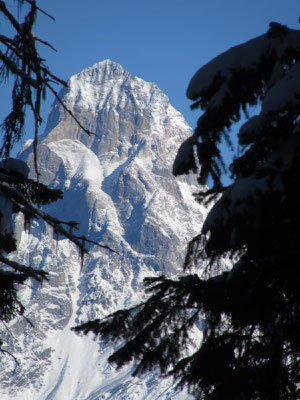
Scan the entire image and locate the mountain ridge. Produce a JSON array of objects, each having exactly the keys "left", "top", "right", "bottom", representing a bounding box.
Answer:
[{"left": 0, "top": 60, "right": 205, "bottom": 399}]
